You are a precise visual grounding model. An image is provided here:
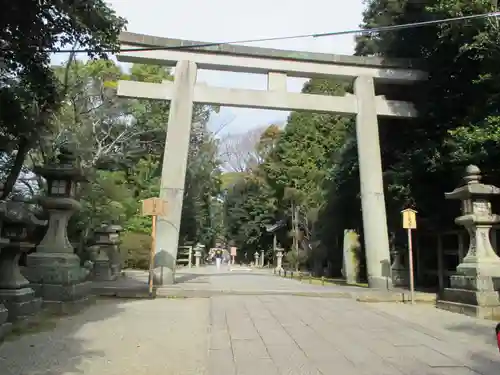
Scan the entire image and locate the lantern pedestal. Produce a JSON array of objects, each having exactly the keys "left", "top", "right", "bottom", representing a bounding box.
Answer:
[
  {"left": 437, "top": 166, "right": 500, "bottom": 319},
  {"left": 0, "top": 240, "right": 12, "bottom": 340},
  {"left": 27, "top": 252, "right": 91, "bottom": 313},
  {"left": 0, "top": 243, "right": 42, "bottom": 321},
  {"left": 0, "top": 303, "right": 11, "bottom": 342}
]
